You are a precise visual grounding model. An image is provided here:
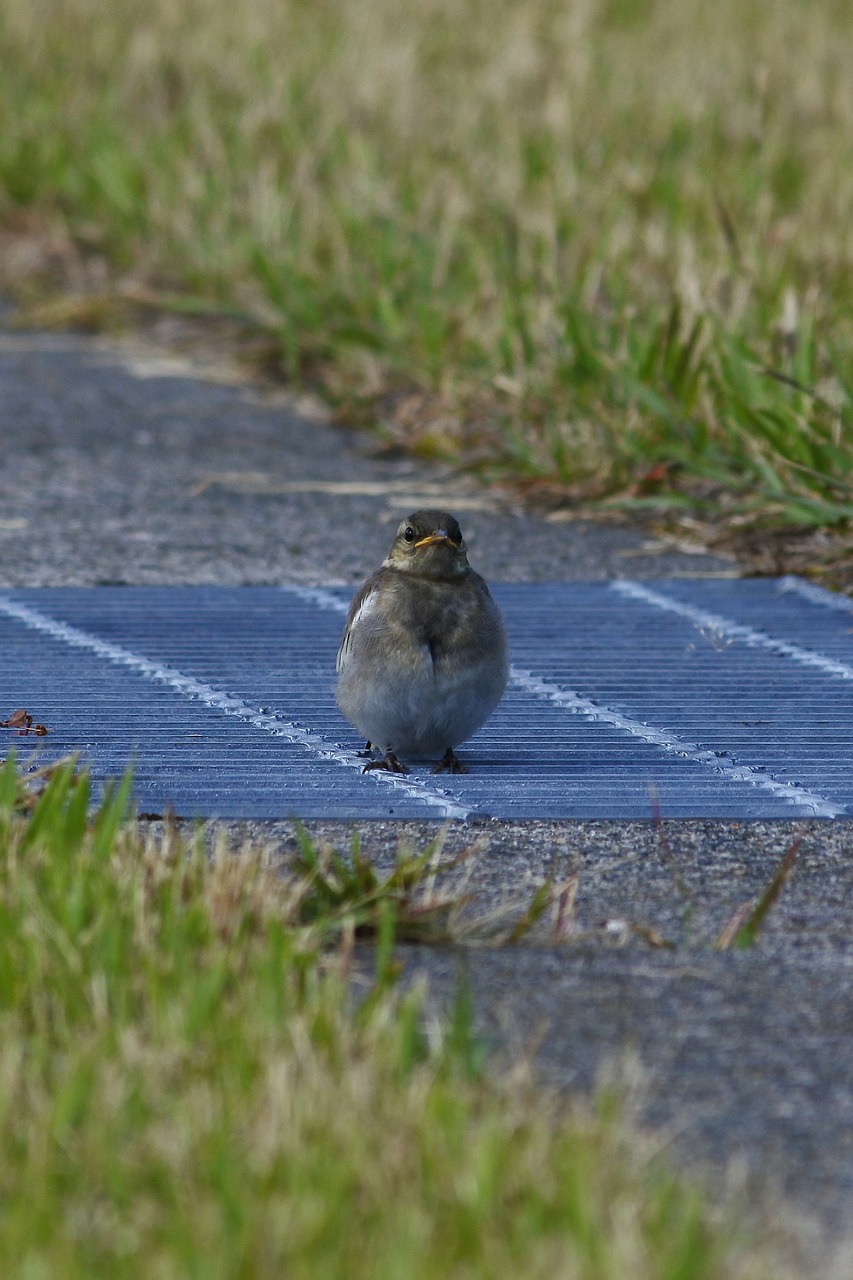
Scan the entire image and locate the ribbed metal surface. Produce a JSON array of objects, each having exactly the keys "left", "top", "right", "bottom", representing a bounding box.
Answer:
[{"left": 1, "top": 579, "right": 851, "bottom": 820}]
